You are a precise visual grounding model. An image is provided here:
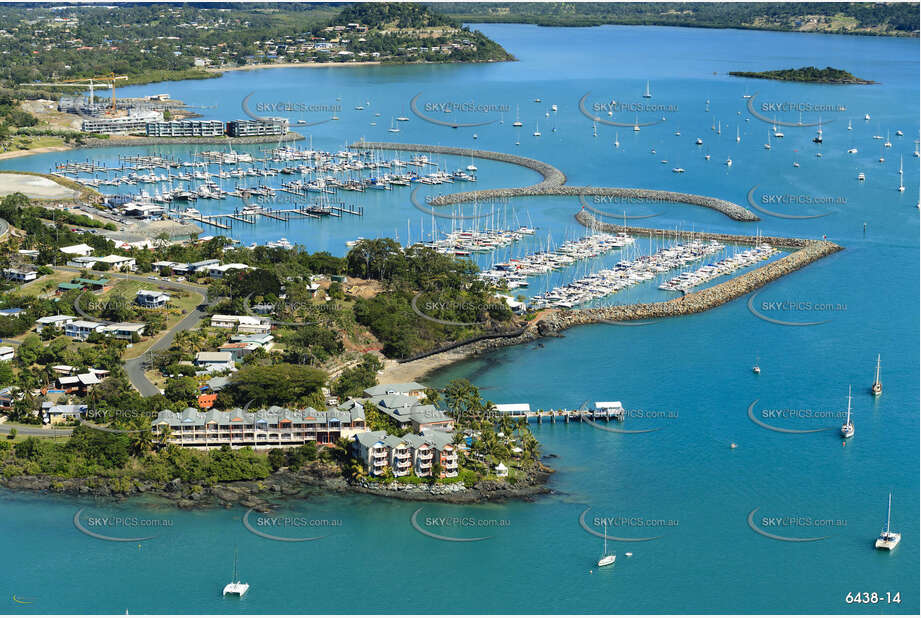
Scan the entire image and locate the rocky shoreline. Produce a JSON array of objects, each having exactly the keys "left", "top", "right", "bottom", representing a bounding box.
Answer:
[
  {"left": 394, "top": 216, "right": 843, "bottom": 370},
  {"left": 0, "top": 462, "right": 552, "bottom": 510},
  {"left": 352, "top": 140, "right": 759, "bottom": 221}
]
